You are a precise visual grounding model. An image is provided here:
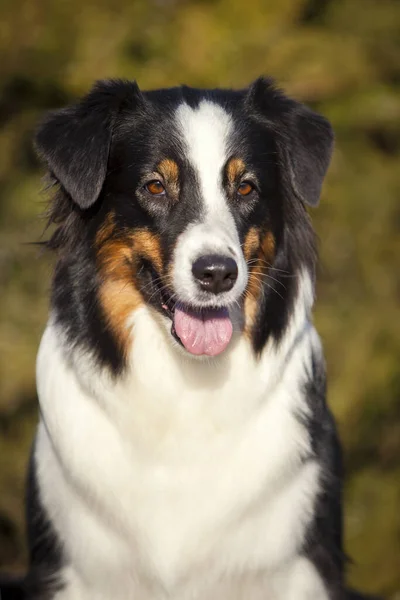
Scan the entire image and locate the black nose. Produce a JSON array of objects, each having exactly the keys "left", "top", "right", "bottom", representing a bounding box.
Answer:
[{"left": 192, "top": 254, "right": 238, "bottom": 295}]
